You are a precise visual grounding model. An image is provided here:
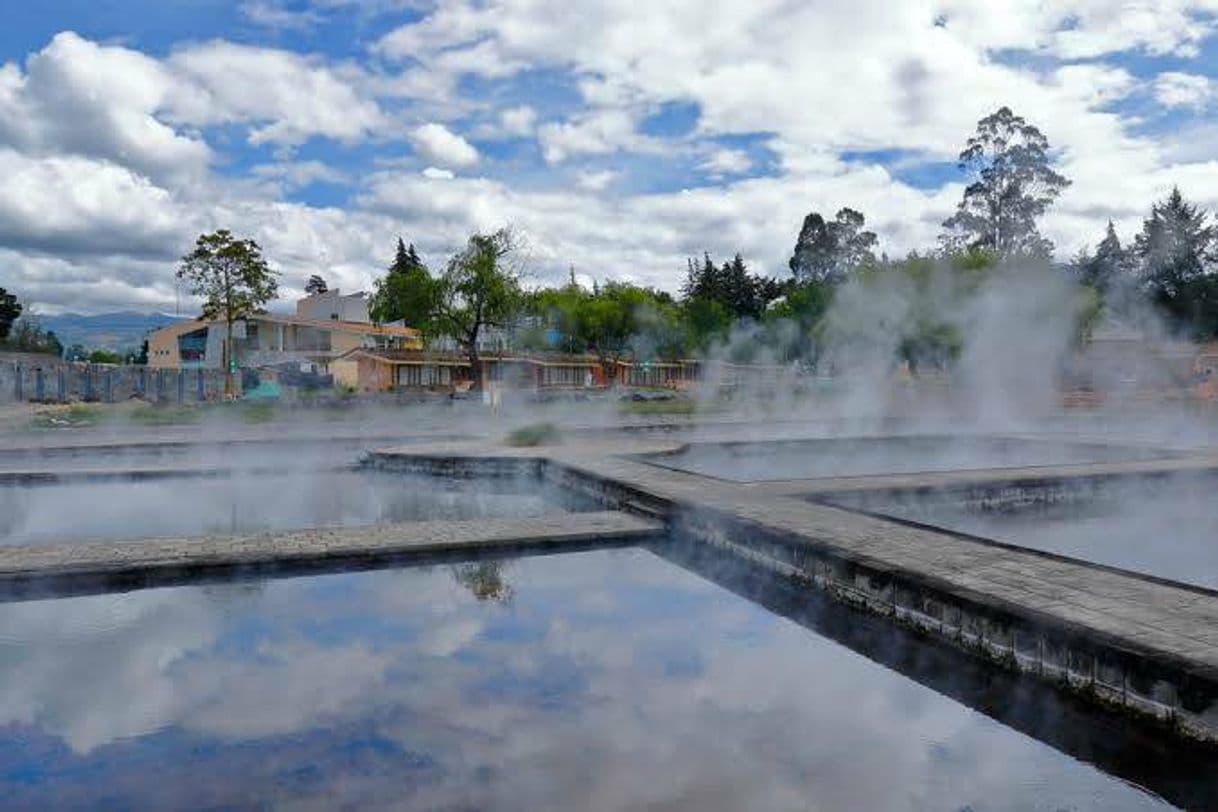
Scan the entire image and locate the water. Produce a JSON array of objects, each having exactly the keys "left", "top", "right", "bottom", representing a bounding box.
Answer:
[
  {"left": 0, "top": 470, "right": 596, "bottom": 545},
  {"left": 841, "top": 475, "right": 1218, "bottom": 590},
  {"left": 0, "top": 547, "right": 1181, "bottom": 810},
  {"left": 644, "top": 436, "right": 1168, "bottom": 482}
]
